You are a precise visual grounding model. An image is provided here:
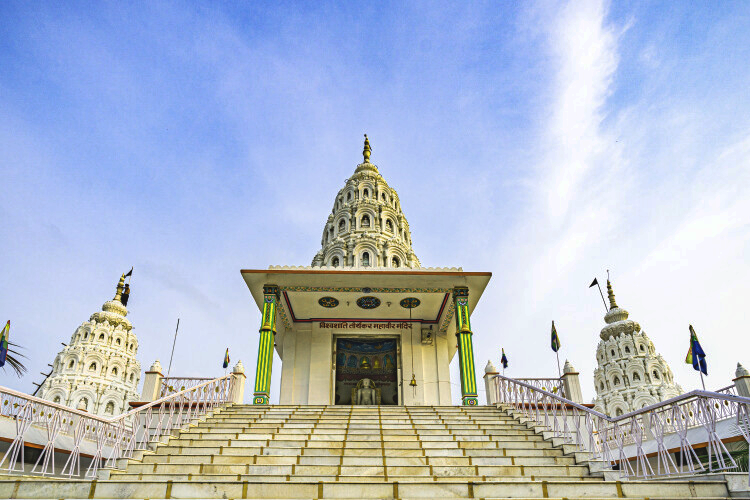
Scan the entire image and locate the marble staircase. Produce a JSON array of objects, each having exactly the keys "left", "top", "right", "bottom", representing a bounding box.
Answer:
[{"left": 0, "top": 405, "right": 734, "bottom": 499}]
